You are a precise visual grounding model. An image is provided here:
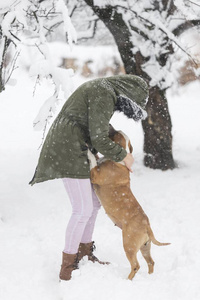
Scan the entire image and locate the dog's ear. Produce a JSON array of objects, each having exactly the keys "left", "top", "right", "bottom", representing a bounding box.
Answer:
[
  {"left": 129, "top": 141, "right": 133, "bottom": 153},
  {"left": 109, "top": 124, "right": 117, "bottom": 138}
]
